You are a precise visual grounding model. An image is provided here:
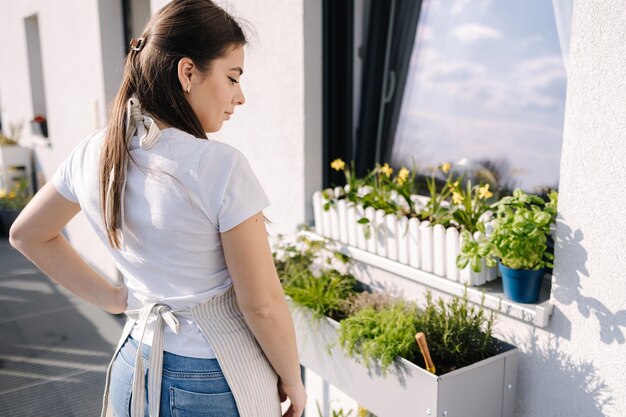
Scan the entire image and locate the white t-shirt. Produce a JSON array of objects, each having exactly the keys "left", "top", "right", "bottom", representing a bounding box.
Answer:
[{"left": 52, "top": 127, "right": 271, "bottom": 358}]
